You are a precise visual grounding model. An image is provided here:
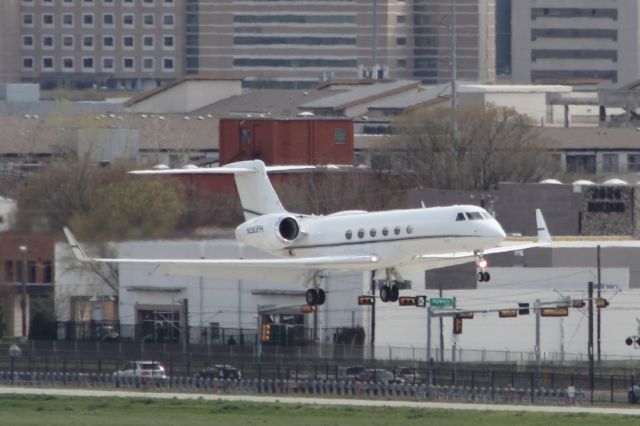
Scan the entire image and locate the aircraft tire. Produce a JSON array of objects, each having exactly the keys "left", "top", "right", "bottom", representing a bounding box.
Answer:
[
  {"left": 306, "top": 289, "right": 317, "bottom": 305},
  {"left": 483, "top": 272, "right": 490, "bottom": 282},
  {"left": 317, "top": 289, "right": 326, "bottom": 305},
  {"left": 476, "top": 272, "right": 485, "bottom": 282},
  {"left": 390, "top": 286, "right": 399, "bottom": 302},
  {"left": 380, "top": 285, "right": 391, "bottom": 302}
]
